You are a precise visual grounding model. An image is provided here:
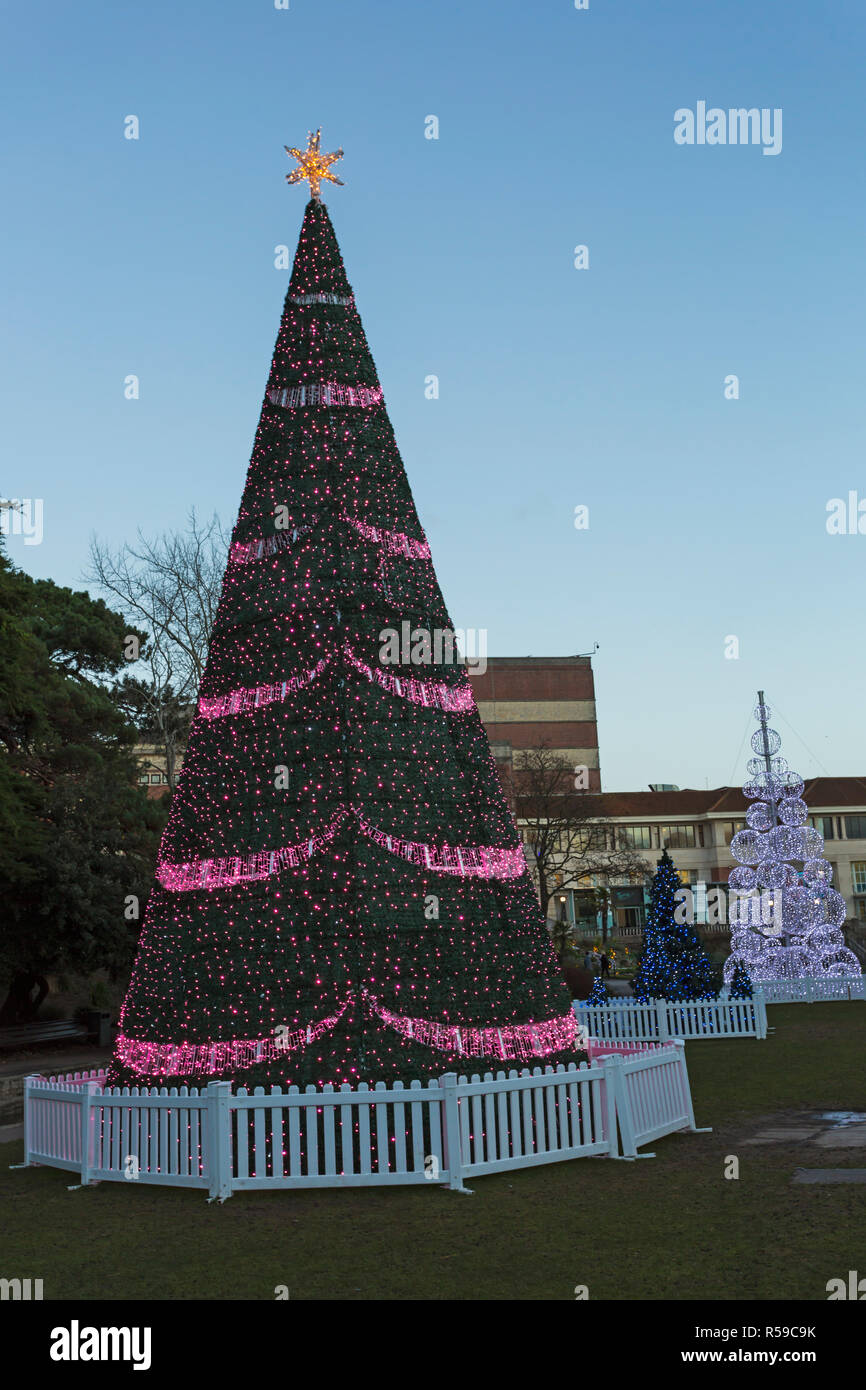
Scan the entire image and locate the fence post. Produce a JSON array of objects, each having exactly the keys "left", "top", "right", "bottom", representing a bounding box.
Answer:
[
  {"left": 668, "top": 1040, "right": 693, "bottom": 1132},
  {"left": 439, "top": 1073, "right": 472, "bottom": 1194},
  {"left": 654, "top": 998, "right": 670, "bottom": 1042},
  {"left": 79, "top": 1079, "right": 102, "bottom": 1186},
  {"left": 23, "top": 1074, "right": 35, "bottom": 1166},
  {"left": 206, "top": 1081, "right": 233, "bottom": 1203},
  {"left": 753, "top": 990, "right": 767, "bottom": 1039},
  {"left": 9, "top": 1075, "right": 40, "bottom": 1171},
  {"left": 601, "top": 1054, "right": 635, "bottom": 1158}
]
